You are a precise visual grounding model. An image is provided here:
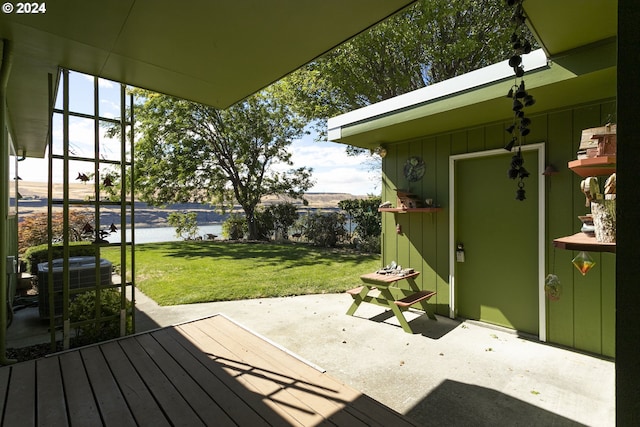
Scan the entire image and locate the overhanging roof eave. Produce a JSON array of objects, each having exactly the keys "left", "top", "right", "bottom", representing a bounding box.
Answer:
[{"left": 329, "top": 40, "right": 617, "bottom": 149}]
